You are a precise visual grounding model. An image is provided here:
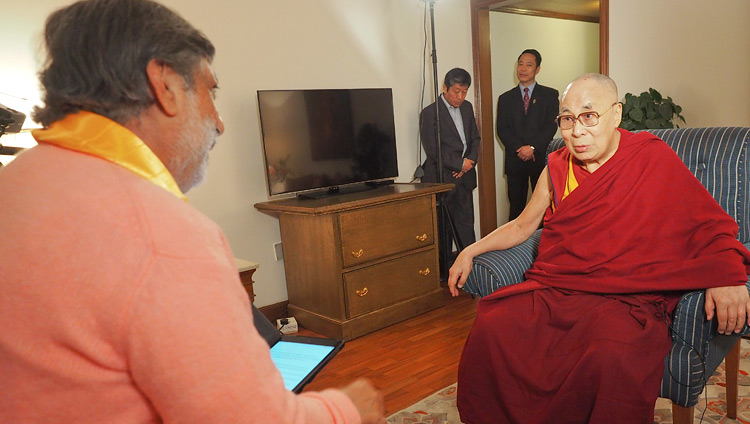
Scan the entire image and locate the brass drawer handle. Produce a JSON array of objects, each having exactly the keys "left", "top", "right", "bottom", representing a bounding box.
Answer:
[
  {"left": 416, "top": 233, "right": 428, "bottom": 242},
  {"left": 418, "top": 267, "right": 431, "bottom": 276},
  {"left": 356, "top": 287, "right": 369, "bottom": 297},
  {"left": 351, "top": 248, "right": 364, "bottom": 258}
]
